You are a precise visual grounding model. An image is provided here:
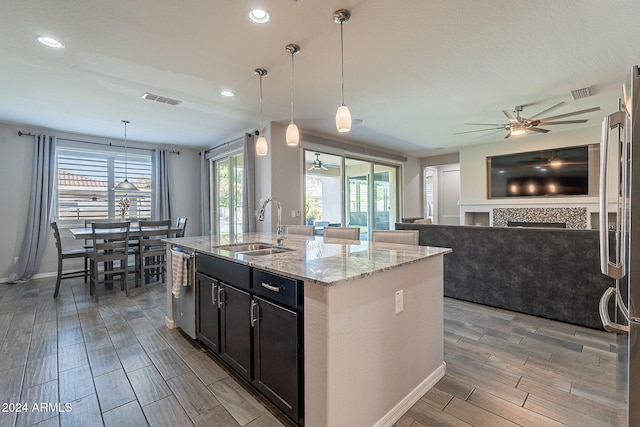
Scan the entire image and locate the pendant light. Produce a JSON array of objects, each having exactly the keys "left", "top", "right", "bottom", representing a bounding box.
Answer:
[
  {"left": 254, "top": 68, "right": 268, "bottom": 156},
  {"left": 114, "top": 120, "right": 138, "bottom": 191},
  {"left": 285, "top": 43, "right": 301, "bottom": 146},
  {"left": 334, "top": 8, "right": 352, "bottom": 133}
]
